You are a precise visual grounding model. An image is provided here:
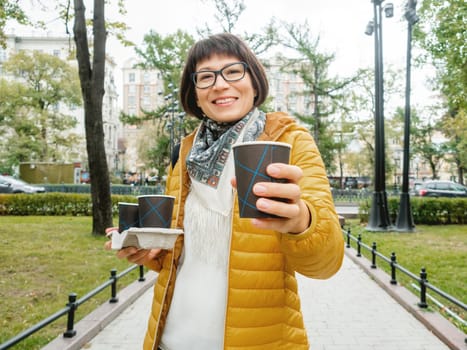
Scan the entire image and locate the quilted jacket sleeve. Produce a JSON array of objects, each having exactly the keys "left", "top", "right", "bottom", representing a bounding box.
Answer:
[{"left": 278, "top": 127, "right": 344, "bottom": 279}]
